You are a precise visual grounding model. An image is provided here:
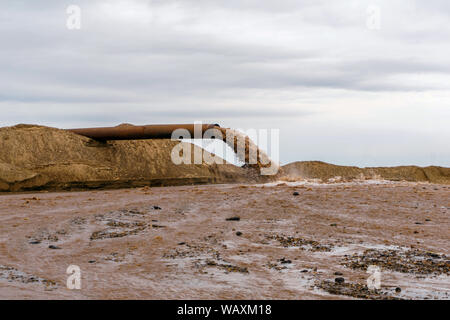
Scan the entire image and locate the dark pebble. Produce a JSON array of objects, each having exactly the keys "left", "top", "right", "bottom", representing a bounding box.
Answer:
[
  {"left": 88, "top": 260, "right": 96, "bottom": 264},
  {"left": 330, "top": 223, "right": 337, "bottom": 227},
  {"left": 236, "top": 231, "right": 243, "bottom": 236},
  {"left": 29, "top": 240, "right": 41, "bottom": 245},
  {"left": 153, "top": 206, "right": 162, "bottom": 210},
  {"left": 279, "top": 258, "right": 292, "bottom": 264},
  {"left": 335, "top": 277, "right": 345, "bottom": 284},
  {"left": 334, "top": 271, "right": 343, "bottom": 276},
  {"left": 395, "top": 287, "right": 402, "bottom": 293},
  {"left": 48, "top": 245, "right": 61, "bottom": 250},
  {"left": 300, "top": 269, "right": 309, "bottom": 273},
  {"left": 226, "top": 216, "right": 240, "bottom": 221},
  {"left": 293, "top": 192, "right": 300, "bottom": 196},
  {"left": 178, "top": 242, "right": 186, "bottom": 245}
]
